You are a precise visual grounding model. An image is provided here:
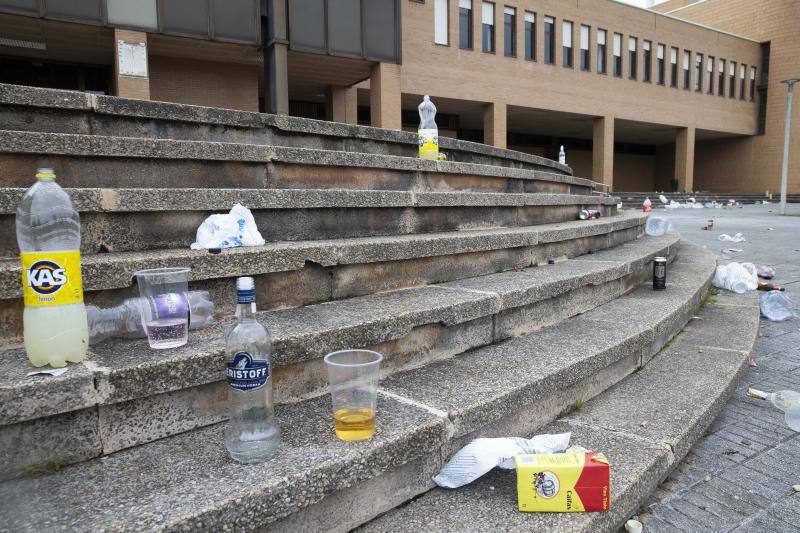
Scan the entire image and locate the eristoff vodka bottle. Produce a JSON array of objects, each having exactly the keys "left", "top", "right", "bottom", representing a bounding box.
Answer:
[{"left": 224, "top": 277, "right": 280, "bottom": 463}]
